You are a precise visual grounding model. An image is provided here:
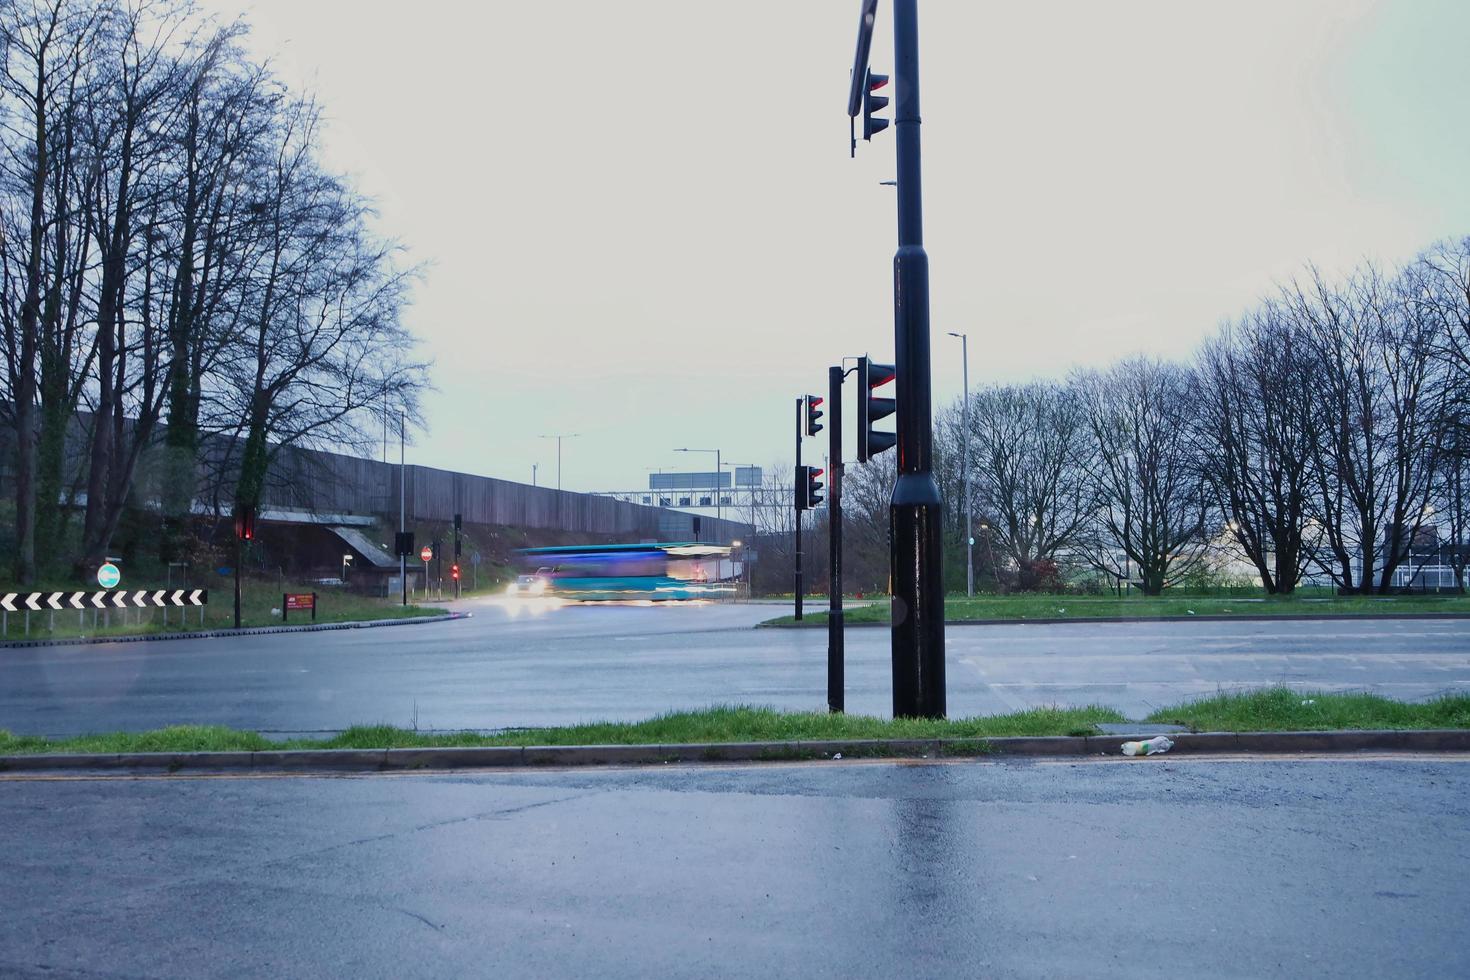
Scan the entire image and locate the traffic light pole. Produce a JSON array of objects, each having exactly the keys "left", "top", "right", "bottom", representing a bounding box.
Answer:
[
  {"left": 889, "top": 0, "right": 945, "bottom": 718},
  {"left": 793, "top": 397, "right": 803, "bottom": 621},
  {"left": 827, "top": 365, "right": 845, "bottom": 713}
]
